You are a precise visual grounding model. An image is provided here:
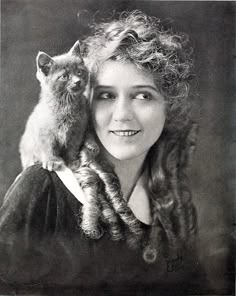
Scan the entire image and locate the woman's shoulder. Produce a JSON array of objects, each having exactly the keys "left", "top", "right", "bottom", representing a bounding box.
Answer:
[
  {"left": 2, "top": 164, "right": 83, "bottom": 216},
  {"left": 1, "top": 165, "right": 54, "bottom": 221},
  {"left": 1, "top": 165, "right": 78, "bottom": 220},
  {"left": 2, "top": 164, "right": 53, "bottom": 204},
  {"left": 1, "top": 164, "right": 82, "bottom": 238},
  {"left": 16, "top": 163, "right": 52, "bottom": 183},
  {"left": 14, "top": 164, "right": 83, "bottom": 197},
  {"left": 8, "top": 164, "right": 52, "bottom": 187}
]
